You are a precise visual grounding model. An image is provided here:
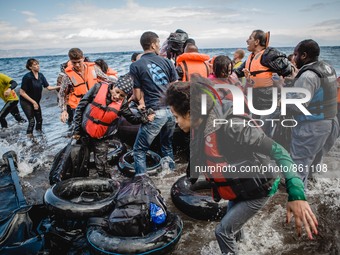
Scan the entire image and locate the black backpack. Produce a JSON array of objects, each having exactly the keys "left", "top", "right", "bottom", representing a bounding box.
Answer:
[
  {"left": 166, "top": 31, "right": 189, "bottom": 59},
  {"left": 260, "top": 47, "right": 292, "bottom": 77},
  {"left": 108, "top": 176, "right": 167, "bottom": 237}
]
